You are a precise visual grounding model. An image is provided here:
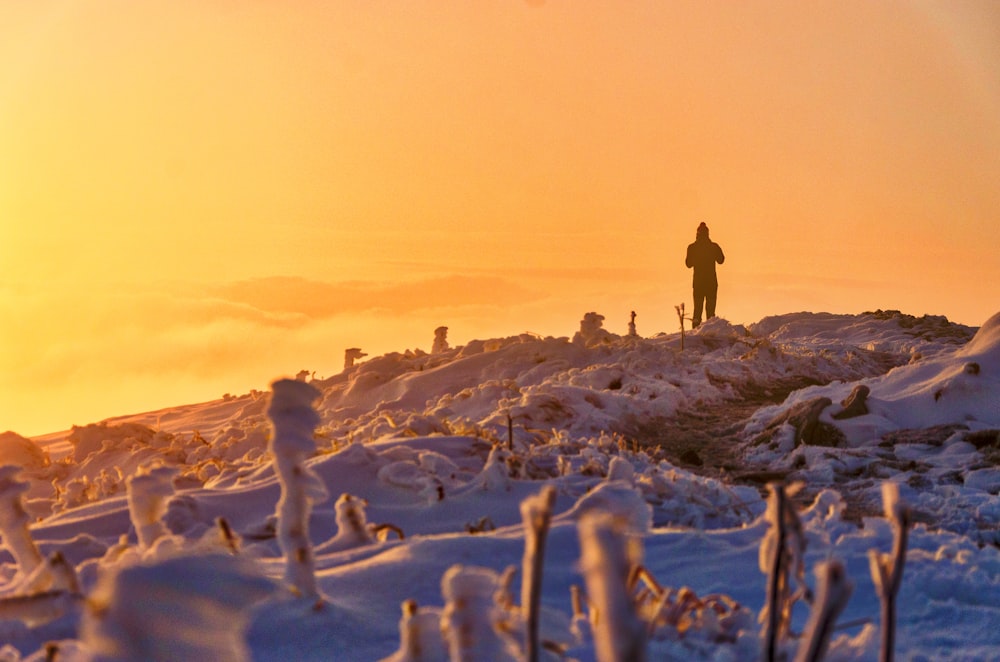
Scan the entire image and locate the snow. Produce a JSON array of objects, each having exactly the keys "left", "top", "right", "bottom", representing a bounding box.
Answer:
[{"left": 0, "top": 310, "right": 998, "bottom": 660}]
